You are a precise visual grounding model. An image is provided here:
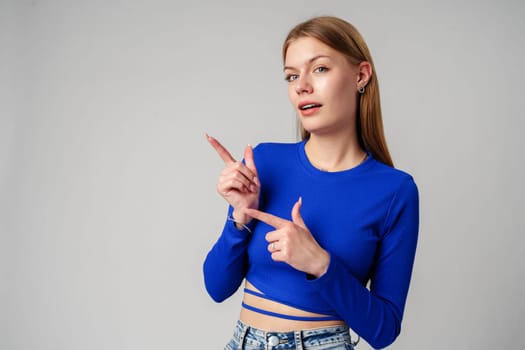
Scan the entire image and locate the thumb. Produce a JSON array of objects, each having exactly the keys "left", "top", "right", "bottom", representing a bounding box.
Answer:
[
  {"left": 291, "top": 197, "right": 306, "bottom": 228},
  {"left": 244, "top": 144, "right": 258, "bottom": 175}
]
